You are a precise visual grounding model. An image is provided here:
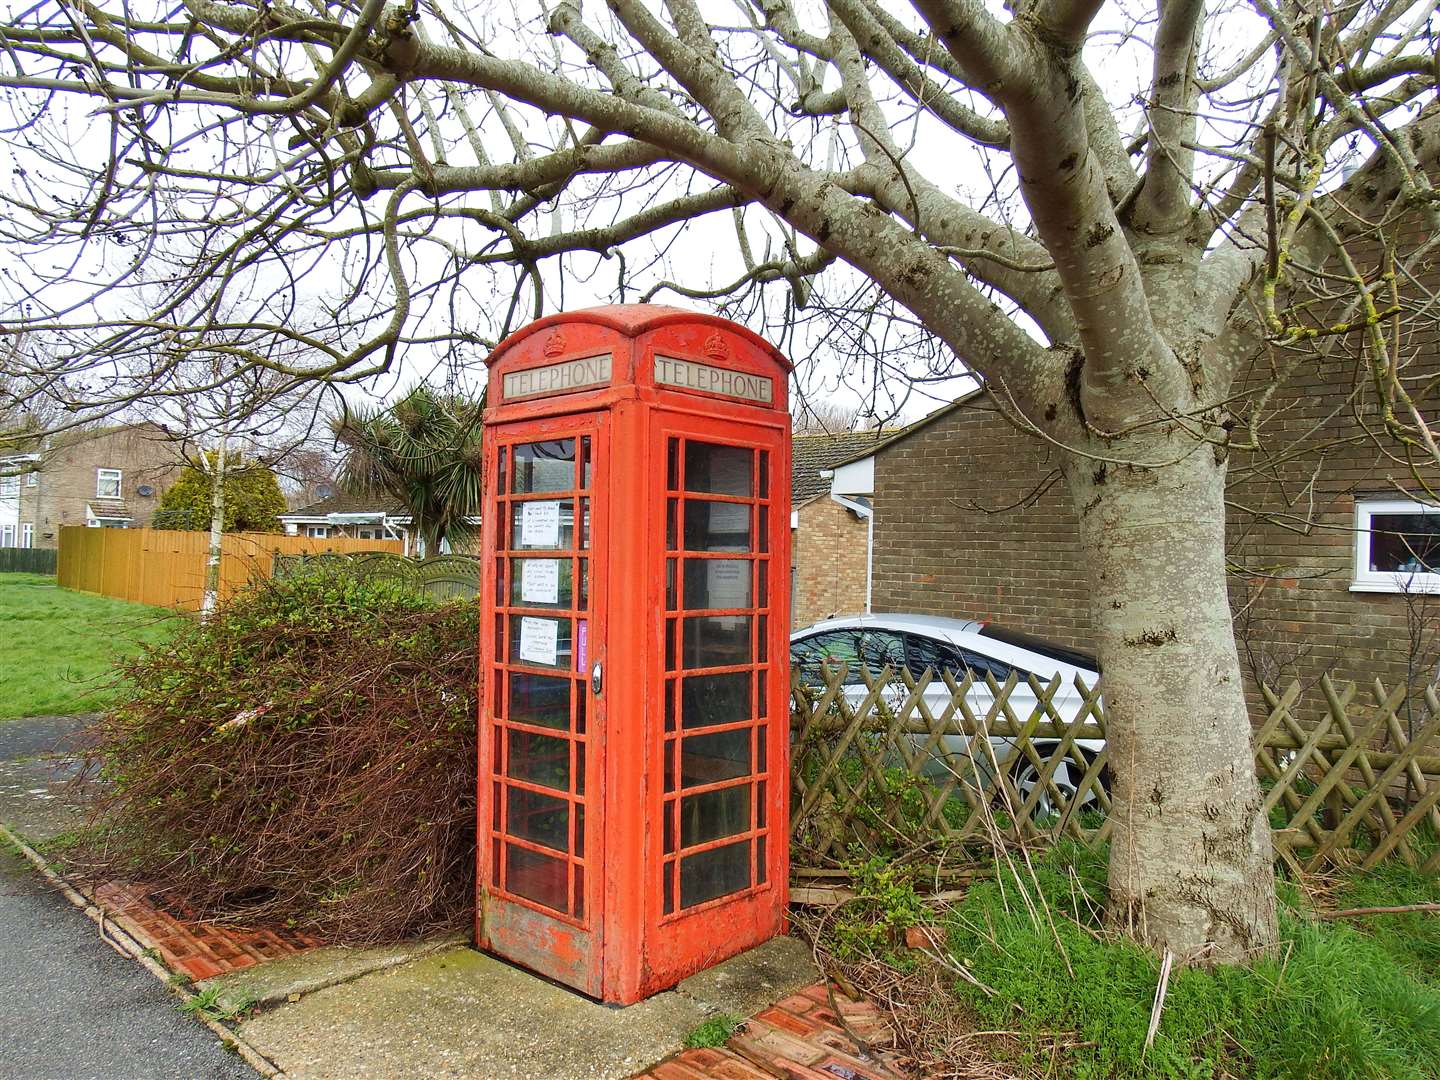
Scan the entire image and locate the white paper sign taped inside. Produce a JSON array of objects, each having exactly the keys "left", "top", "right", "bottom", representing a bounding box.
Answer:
[
  {"left": 521, "top": 559, "right": 561, "bottom": 605},
  {"left": 521, "top": 500, "right": 561, "bottom": 547},
  {"left": 518, "top": 616, "right": 560, "bottom": 666}
]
